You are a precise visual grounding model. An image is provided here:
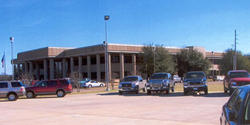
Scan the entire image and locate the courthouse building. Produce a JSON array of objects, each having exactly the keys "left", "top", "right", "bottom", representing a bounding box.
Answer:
[{"left": 13, "top": 43, "right": 223, "bottom": 82}]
